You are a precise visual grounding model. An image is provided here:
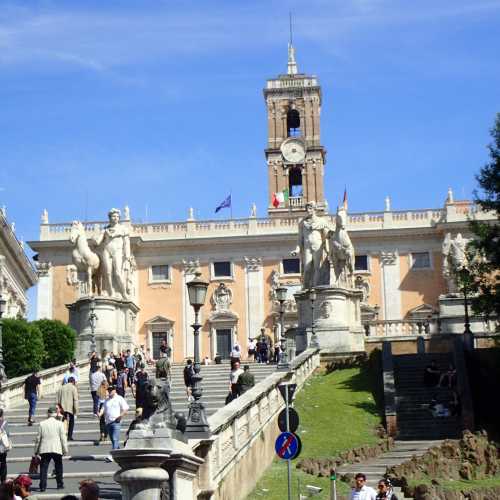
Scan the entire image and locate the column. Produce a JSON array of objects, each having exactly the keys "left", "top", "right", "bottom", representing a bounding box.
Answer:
[
  {"left": 36, "top": 262, "right": 53, "bottom": 319},
  {"left": 380, "top": 251, "right": 401, "bottom": 321},
  {"left": 244, "top": 257, "right": 264, "bottom": 344},
  {"left": 182, "top": 259, "right": 199, "bottom": 358}
]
